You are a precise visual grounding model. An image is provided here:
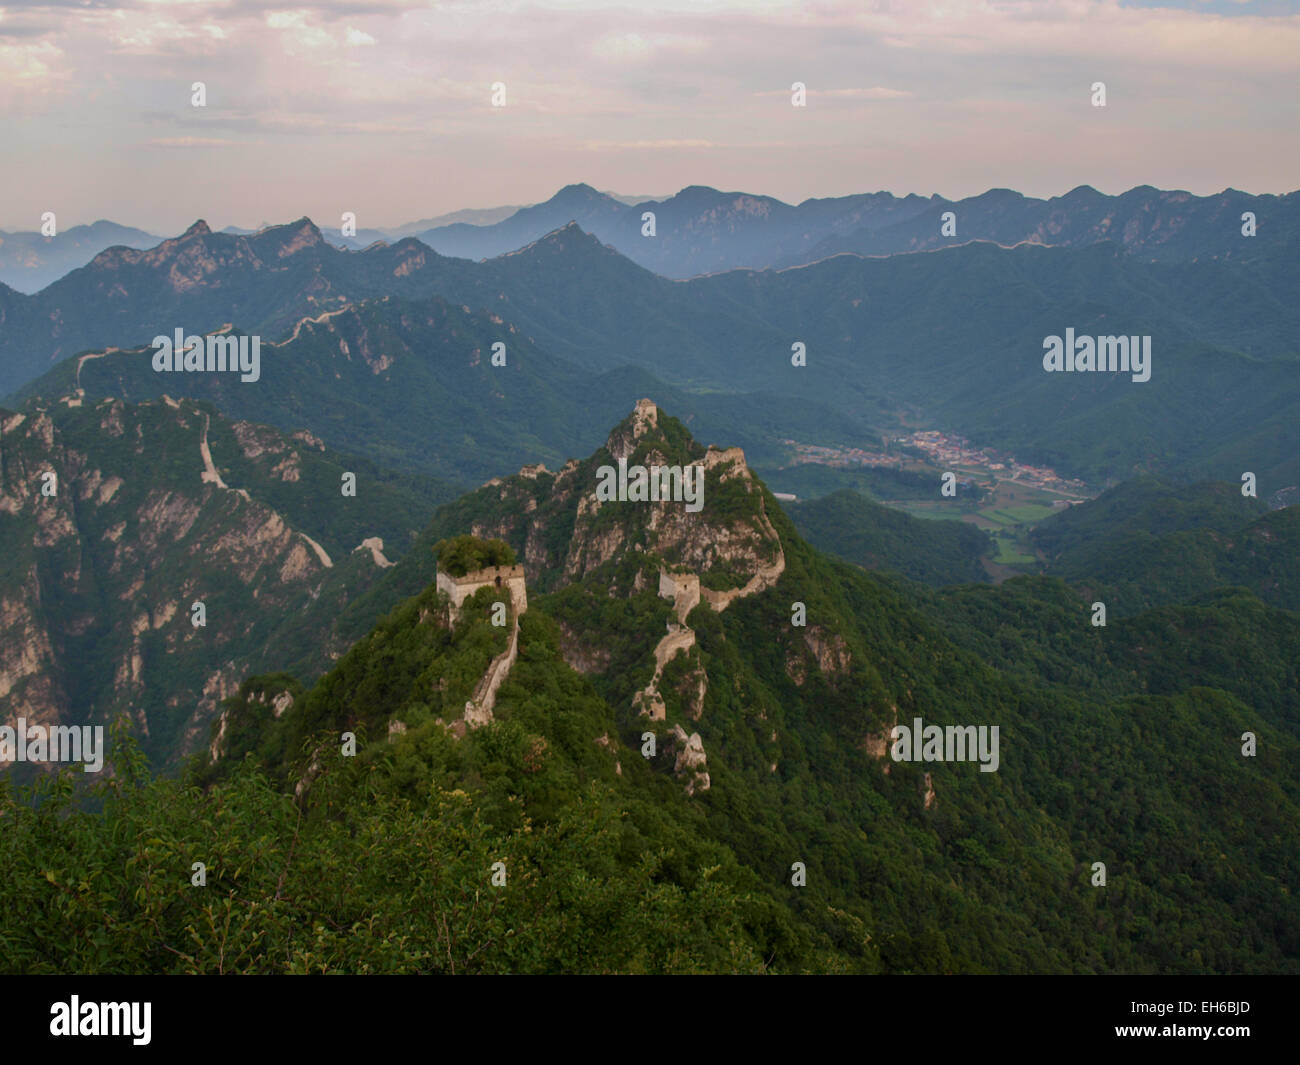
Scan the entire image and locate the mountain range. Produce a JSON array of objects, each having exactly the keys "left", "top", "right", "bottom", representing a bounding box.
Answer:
[
  {"left": 7, "top": 180, "right": 1295, "bottom": 293},
  {"left": 5, "top": 208, "right": 1298, "bottom": 492},
  {"left": 410, "top": 182, "right": 1300, "bottom": 276},
  {"left": 1, "top": 173, "right": 1297, "bottom": 974},
  {"left": 3, "top": 400, "right": 1295, "bottom": 973}
]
